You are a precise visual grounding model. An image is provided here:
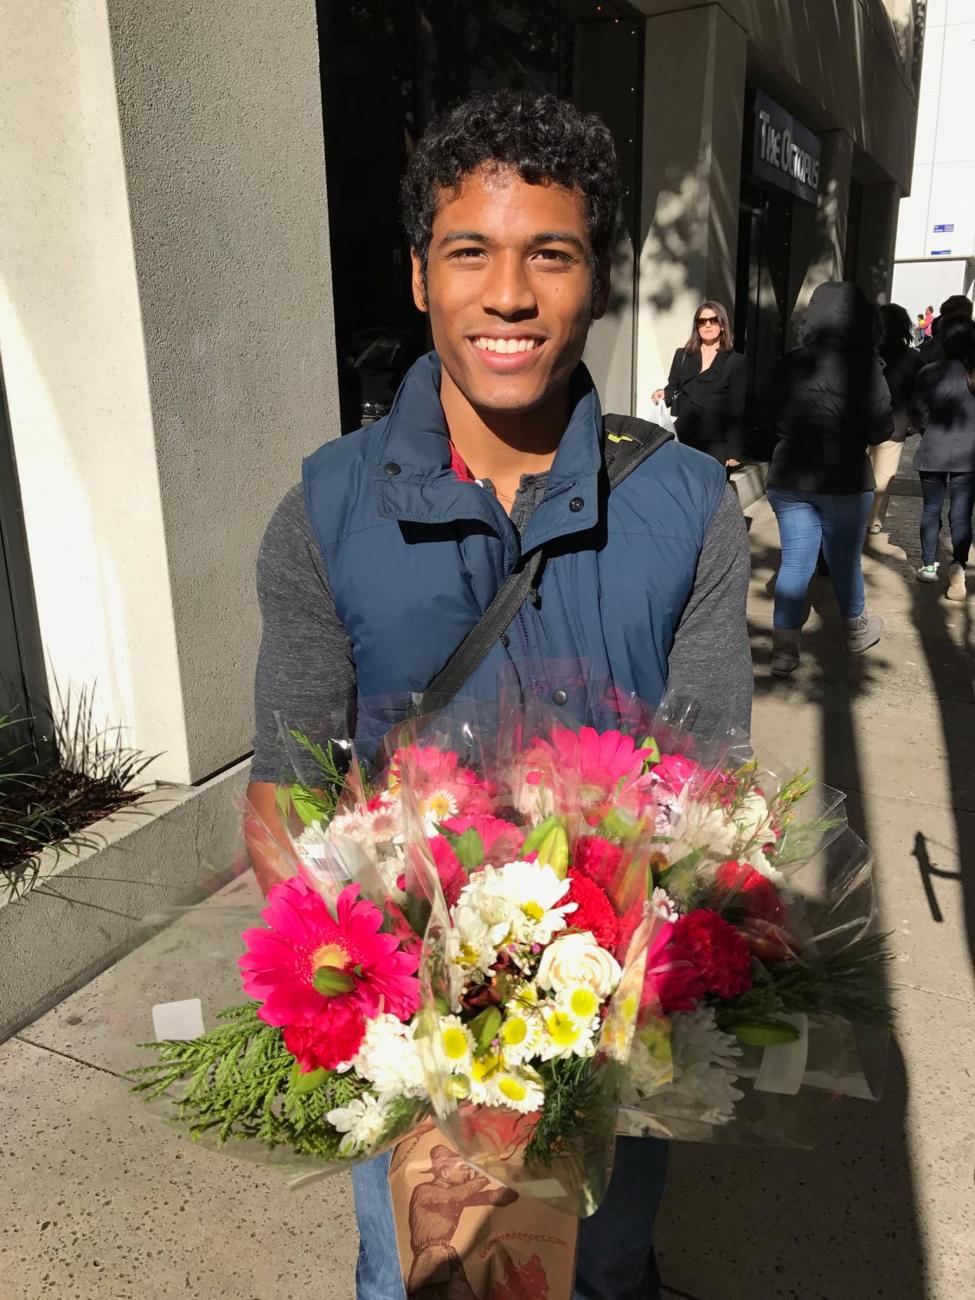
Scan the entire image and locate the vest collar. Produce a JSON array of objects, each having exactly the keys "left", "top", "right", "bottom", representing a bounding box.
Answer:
[{"left": 373, "top": 352, "right": 602, "bottom": 550}]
